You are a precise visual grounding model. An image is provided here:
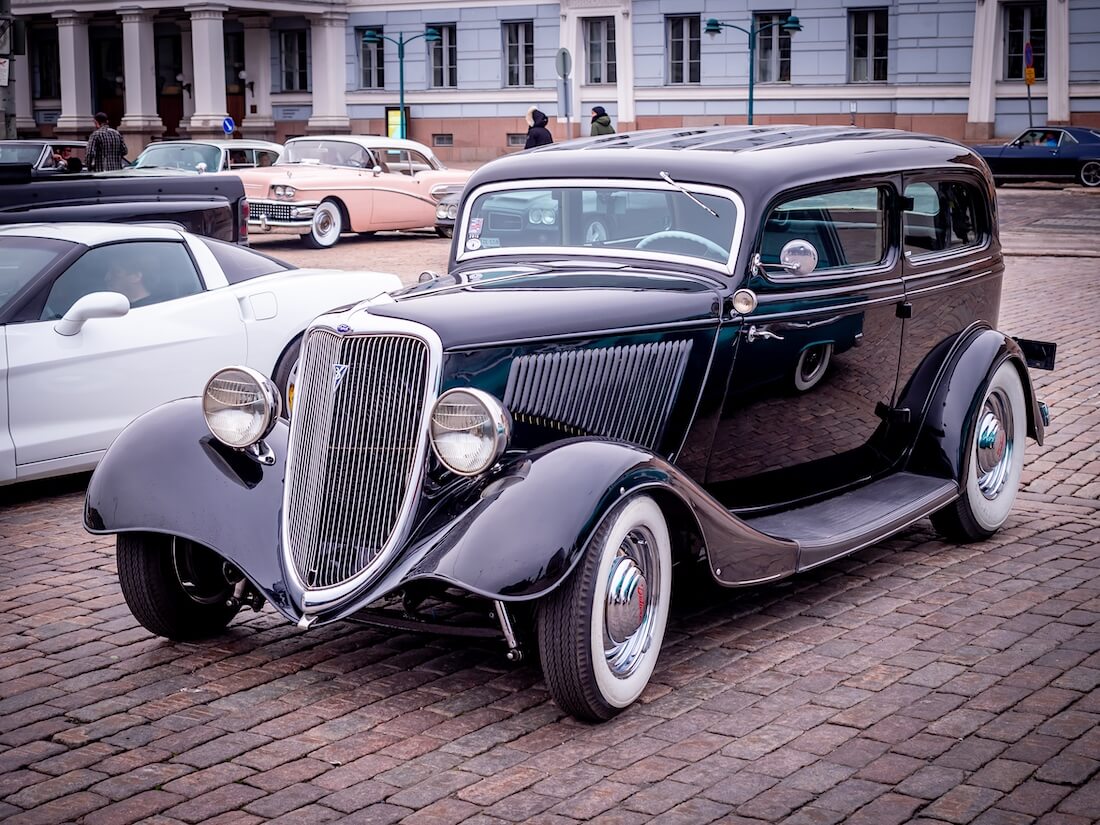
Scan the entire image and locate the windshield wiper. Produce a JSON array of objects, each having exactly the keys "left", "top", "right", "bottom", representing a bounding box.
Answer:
[{"left": 659, "top": 171, "right": 718, "bottom": 218}]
